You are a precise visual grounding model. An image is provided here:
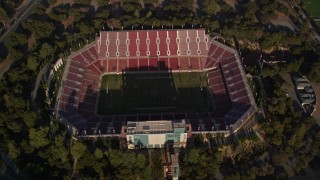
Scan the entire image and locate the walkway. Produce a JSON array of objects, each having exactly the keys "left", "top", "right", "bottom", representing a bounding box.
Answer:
[{"left": 310, "top": 82, "right": 320, "bottom": 126}]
